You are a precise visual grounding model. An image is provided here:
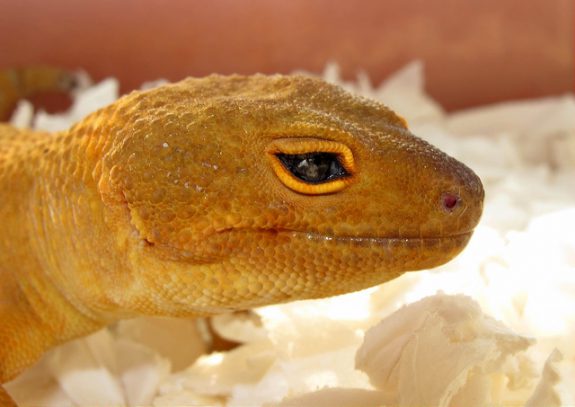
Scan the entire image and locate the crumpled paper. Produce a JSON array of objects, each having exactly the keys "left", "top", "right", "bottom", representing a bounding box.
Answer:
[{"left": 356, "top": 293, "right": 535, "bottom": 407}]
